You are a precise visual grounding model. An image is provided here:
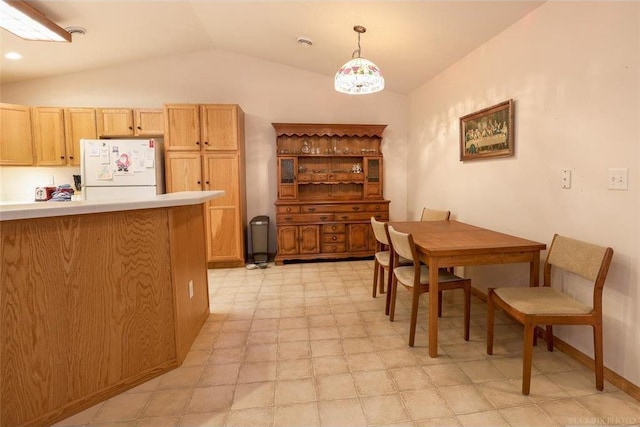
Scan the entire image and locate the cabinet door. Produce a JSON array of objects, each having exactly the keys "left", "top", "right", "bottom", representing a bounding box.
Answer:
[
  {"left": 299, "top": 225, "right": 320, "bottom": 254},
  {"left": 164, "top": 104, "right": 201, "bottom": 151},
  {"left": 32, "top": 107, "right": 66, "bottom": 166},
  {"left": 278, "top": 157, "right": 297, "bottom": 200},
  {"left": 97, "top": 108, "right": 134, "bottom": 137},
  {"left": 203, "top": 153, "right": 244, "bottom": 262},
  {"left": 277, "top": 226, "right": 299, "bottom": 255},
  {"left": 165, "top": 152, "right": 202, "bottom": 192},
  {"left": 364, "top": 157, "right": 383, "bottom": 199},
  {"left": 135, "top": 109, "right": 164, "bottom": 136},
  {"left": 347, "top": 223, "right": 370, "bottom": 252},
  {"left": 0, "top": 103, "right": 34, "bottom": 165},
  {"left": 201, "top": 105, "right": 238, "bottom": 151},
  {"left": 64, "top": 108, "right": 97, "bottom": 167}
]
